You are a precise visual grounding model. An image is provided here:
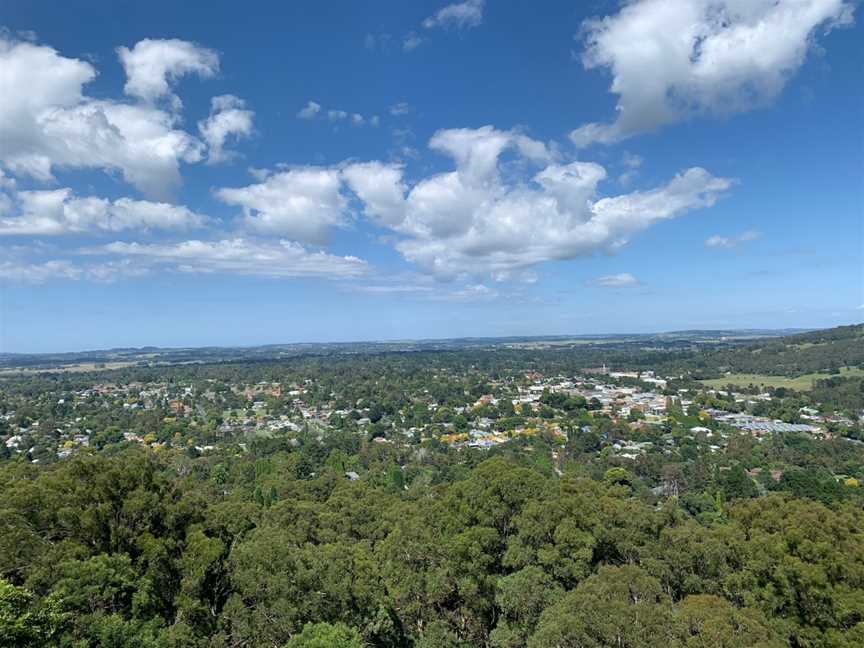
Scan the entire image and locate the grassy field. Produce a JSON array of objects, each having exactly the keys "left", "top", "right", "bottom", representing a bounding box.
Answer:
[{"left": 701, "top": 367, "right": 864, "bottom": 391}]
